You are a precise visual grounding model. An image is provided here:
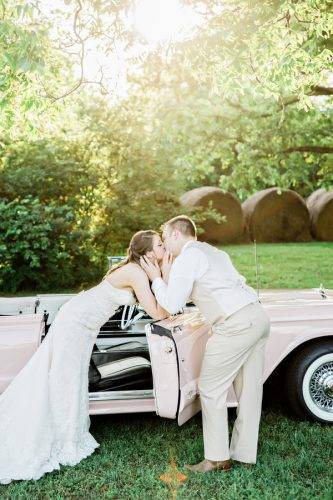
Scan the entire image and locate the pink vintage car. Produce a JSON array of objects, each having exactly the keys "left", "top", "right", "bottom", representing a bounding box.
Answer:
[{"left": 0, "top": 288, "right": 332, "bottom": 424}]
